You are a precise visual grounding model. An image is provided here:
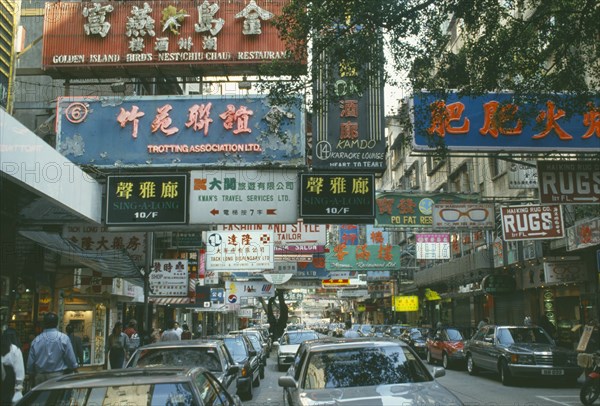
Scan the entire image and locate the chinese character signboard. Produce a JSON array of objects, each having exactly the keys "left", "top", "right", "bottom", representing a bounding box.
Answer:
[
  {"left": 300, "top": 173, "right": 375, "bottom": 223},
  {"left": 325, "top": 244, "right": 400, "bottom": 270},
  {"left": 189, "top": 169, "right": 298, "bottom": 224},
  {"left": 508, "top": 161, "right": 538, "bottom": 189},
  {"left": 218, "top": 221, "right": 327, "bottom": 246},
  {"left": 375, "top": 192, "right": 478, "bottom": 228},
  {"left": 393, "top": 296, "right": 419, "bottom": 312},
  {"left": 312, "top": 72, "right": 386, "bottom": 171},
  {"left": 204, "top": 230, "right": 274, "bottom": 271},
  {"left": 149, "top": 259, "right": 188, "bottom": 296},
  {"left": 566, "top": 217, "right": 600, "bottom": 251},
  {"left": 537, "top": 161, "right": 600, "bottom": 204},
  {"left": 543, "top": 258, "right": 588, "bottom": 285},
  {"left": 432, "top": 203, "right": 495, "bottom": 230},
  {"left": 56, "top": 95, "right": 304, "bottom": 168},
  {"left": 412, "top": 92, "right": 600, "bottom": 152},
  {"left": 63, "top": 224, "right": 147, "bottom": 266},
  {"left": 42, "top": 1, "right": 304, "bottom": 79},
  {"left": 501, "top": 205, "right": 565, "bottom": 241},
  {"left": 106, "top": 174, "right": 187, "bottom": 225},
  {"left": 415, "top": 233, "right": 450, "bottom": 260}
]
